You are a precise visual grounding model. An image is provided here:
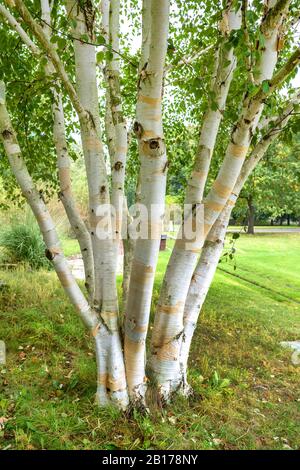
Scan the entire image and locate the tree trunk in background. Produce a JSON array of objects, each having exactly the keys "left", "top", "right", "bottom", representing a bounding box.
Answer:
[{"left": 247, "top": 197, "right": 255, "bottom": 234}]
